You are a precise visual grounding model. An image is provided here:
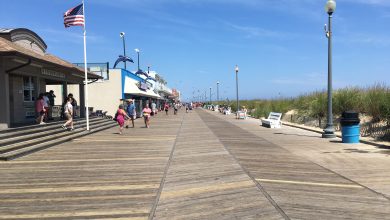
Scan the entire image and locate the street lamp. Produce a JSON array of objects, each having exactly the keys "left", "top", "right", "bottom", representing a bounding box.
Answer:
[
  {"left": 323, "top": 0, "right": 336, "bottom": 138},
  {"left": 119, "top": 32, "right": 126, "bottom": 69},
  {"left": 135, "top": 48, "right": 140, "bottom": 70},
  {"left": 217, "top": 81, "right": 220, "bottom": 103},
  {"left": 209, "top": 87, "right": 212, "bottom": 103},
  {"left": 235, "top": 65, "right": 240, "bottom": 114}
]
